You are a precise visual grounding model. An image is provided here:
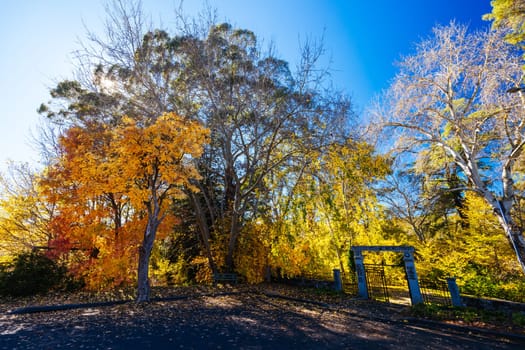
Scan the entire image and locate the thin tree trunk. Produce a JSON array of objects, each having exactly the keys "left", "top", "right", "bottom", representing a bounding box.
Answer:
[
  {"left": 136, "top": 217, "right": 158, "bottom": 302},
  {"left": 225, "top": 213, "right": 241, "bottom": 272},
  {"left": 504, "top": 226, "right": 525, "bottom": 273},
  {"left": 467, "top": 154, "right": 525, "bottom": 274},
  {"left": 189, "top": 192, "right": 217, "bottom": 273},
  {"left": 495, "top": 205, "right": 525, "bottom": 274},
  {"left": 324, "top": 213, "right": 346, "bottom": 276},
  {"left": 491, "top": 156, "right": 525, "bottom": 274}
]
